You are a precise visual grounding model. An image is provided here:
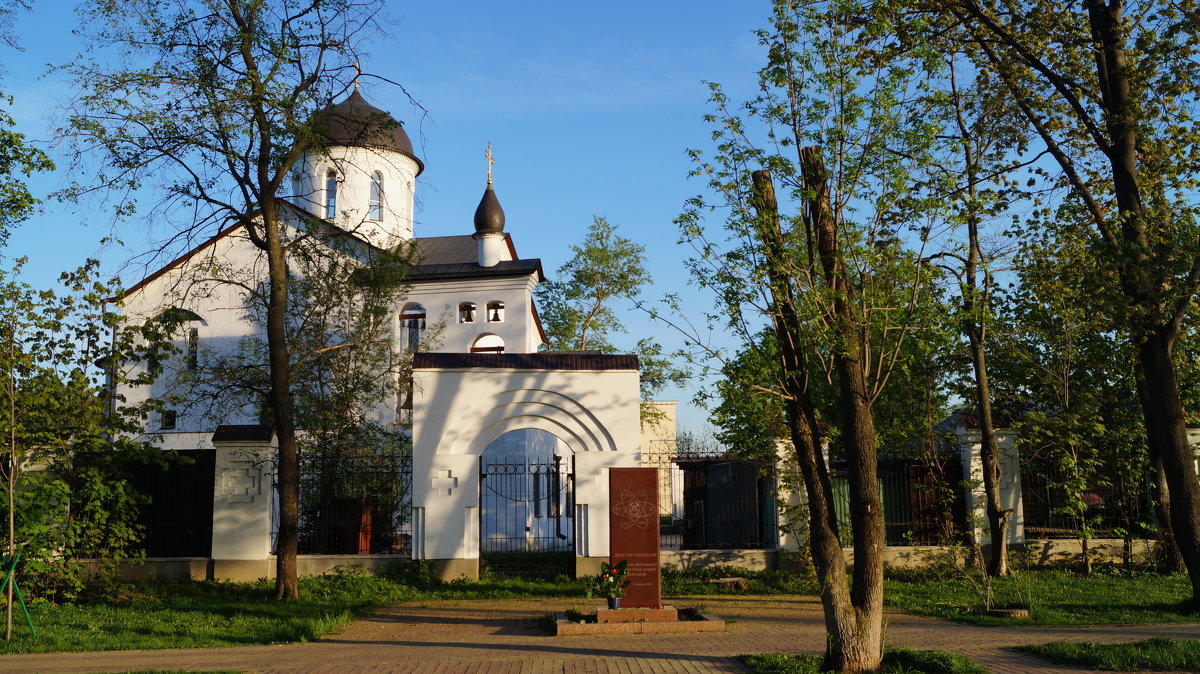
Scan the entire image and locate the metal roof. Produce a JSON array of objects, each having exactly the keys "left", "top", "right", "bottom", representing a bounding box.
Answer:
[
  {"left": 313, "top": 90, "right": 424, "bottom": 174},
  {"left": 409, "top": 259, "right": 542, "bottom": 281},
  {"left": 406, "top": 235, "right": 543, "bottom": 281},
  {"left": 413, "top": 352, "right": 639, "bottom": 371},
  {"left": 212, "top": 424, "right": 275, "bottom": 443}
]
